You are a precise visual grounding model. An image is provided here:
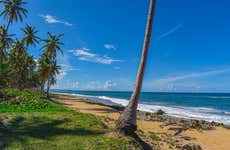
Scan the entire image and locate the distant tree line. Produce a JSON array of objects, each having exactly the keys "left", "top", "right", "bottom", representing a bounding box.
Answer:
[{"left": 0, "top": 0, "right": 63, "bottom": 98}]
